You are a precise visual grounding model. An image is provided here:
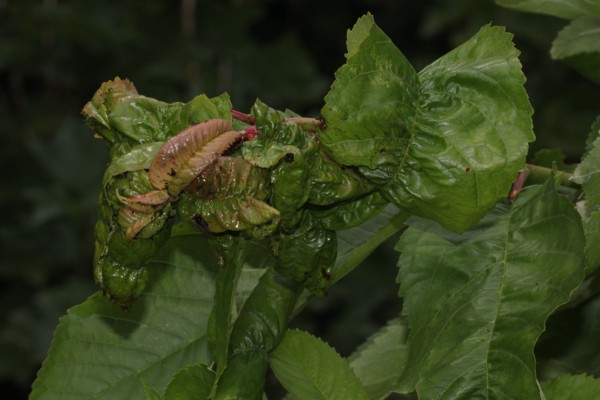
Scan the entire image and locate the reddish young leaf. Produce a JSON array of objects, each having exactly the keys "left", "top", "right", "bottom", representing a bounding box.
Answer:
[{"left": 149, "top": 119, "right": 243, "bottom": 196}]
